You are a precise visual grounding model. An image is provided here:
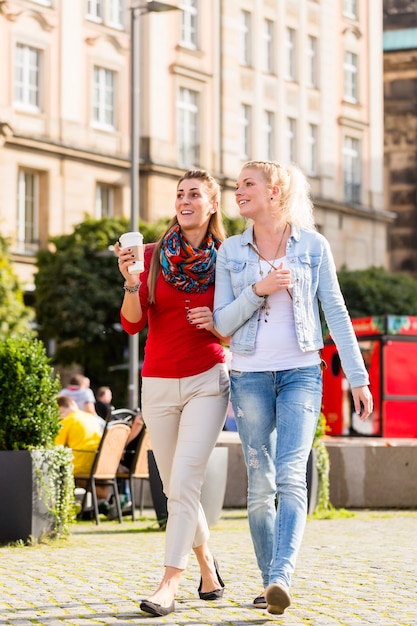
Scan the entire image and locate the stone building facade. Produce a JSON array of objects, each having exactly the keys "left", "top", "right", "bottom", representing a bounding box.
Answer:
[
  {"left": 383, "top": 0, "right": 417, "bottom": 274},
  {"left": 0, "top": 0, "right": 391, "bottom": 291}
]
